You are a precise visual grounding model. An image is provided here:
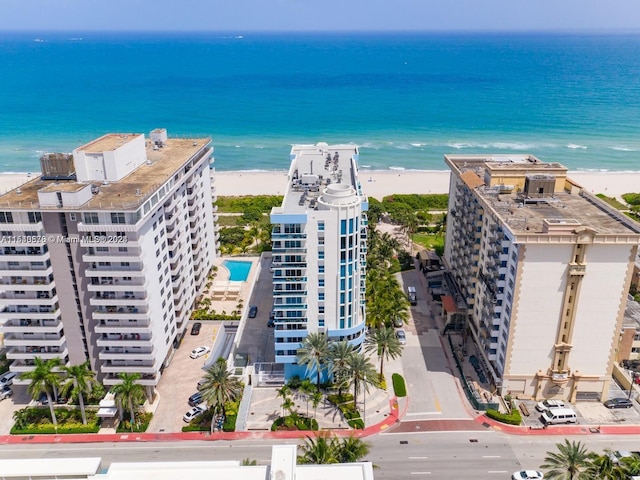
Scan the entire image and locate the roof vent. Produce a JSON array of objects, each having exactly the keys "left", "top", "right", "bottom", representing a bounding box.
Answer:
[{"left": 135, "top": 188, "right": 141, "bottom": 196}]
